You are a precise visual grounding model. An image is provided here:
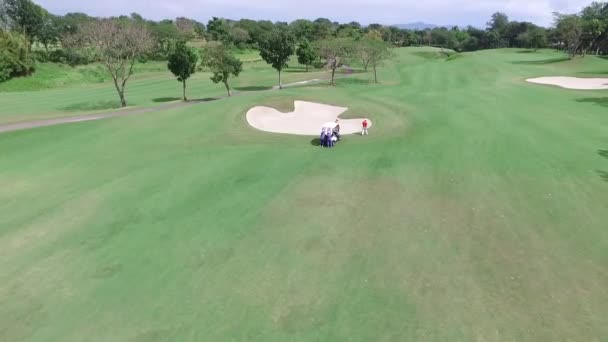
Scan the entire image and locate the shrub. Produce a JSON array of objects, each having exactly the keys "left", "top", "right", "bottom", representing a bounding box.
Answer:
[{"left": 0, "top": 31, "right": 35, "bottom": 82}]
